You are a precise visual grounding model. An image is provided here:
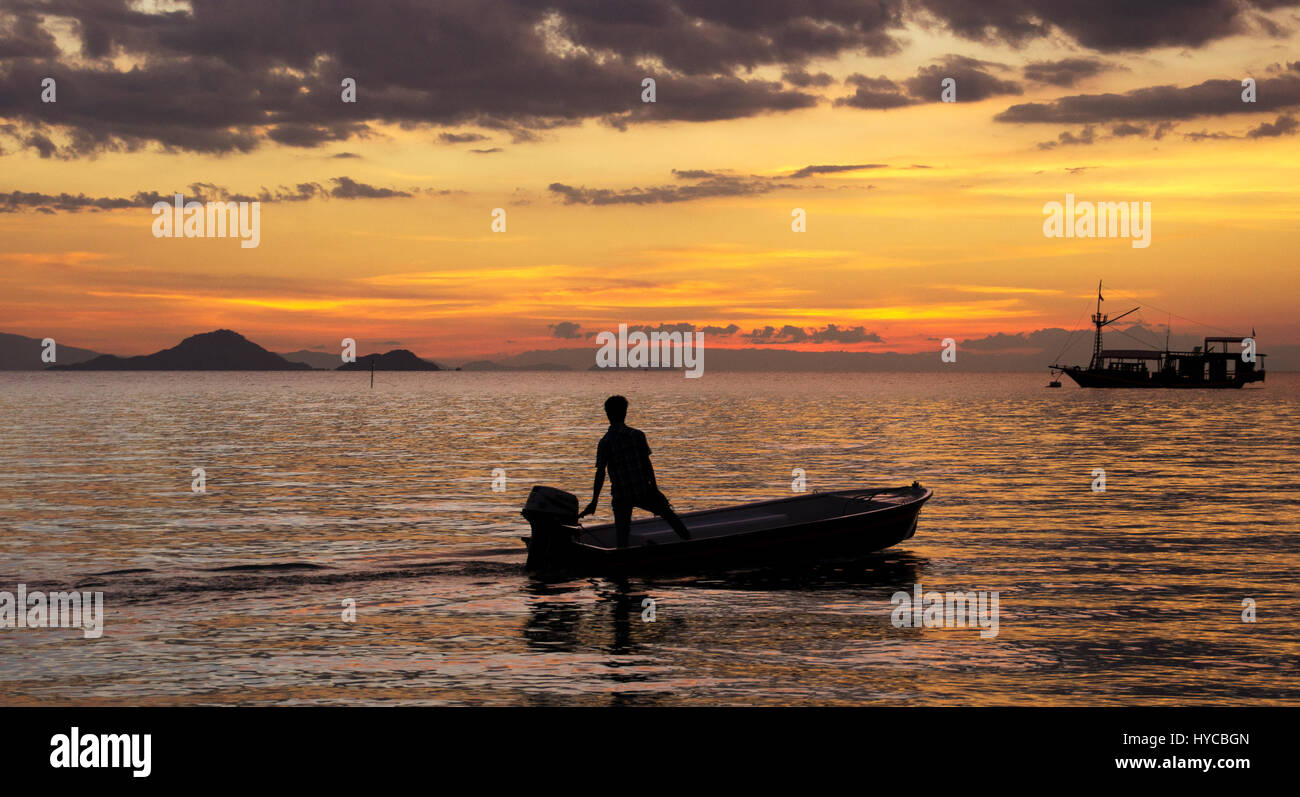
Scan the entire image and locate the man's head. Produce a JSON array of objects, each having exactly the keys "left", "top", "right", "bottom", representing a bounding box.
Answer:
[{"left": 604, "top": 394, "right": 628, "bottom": 424}]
